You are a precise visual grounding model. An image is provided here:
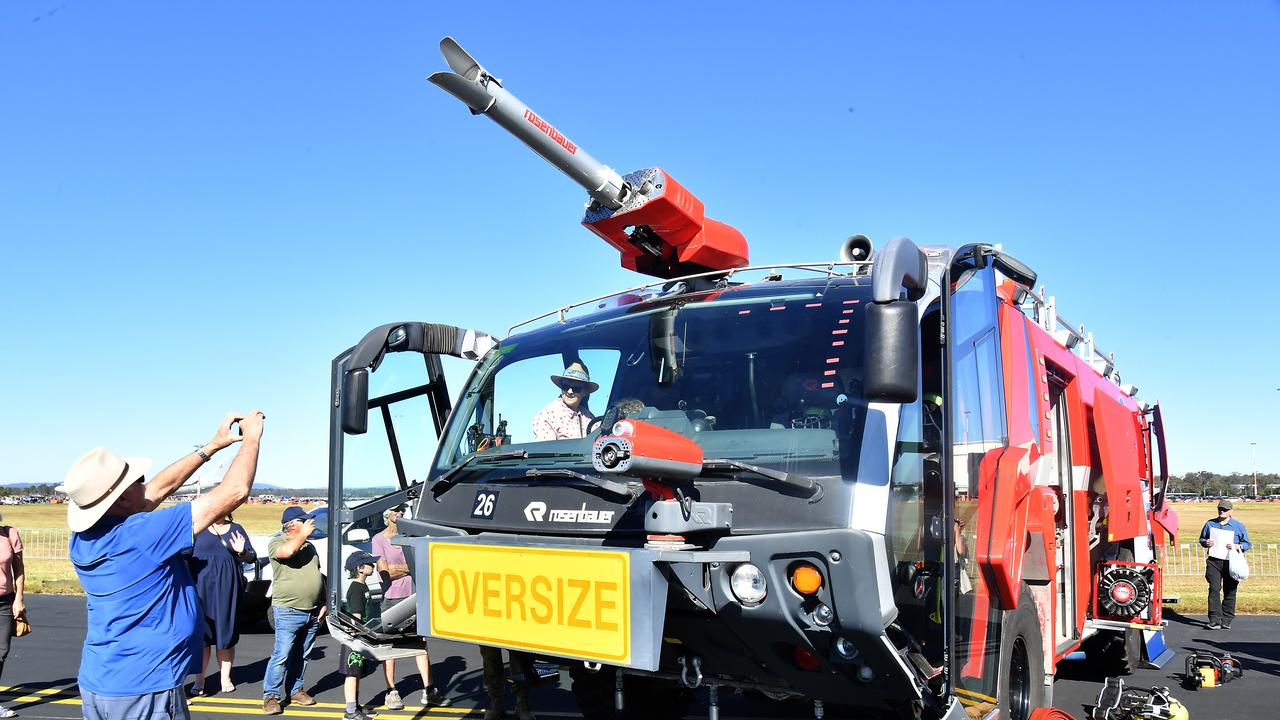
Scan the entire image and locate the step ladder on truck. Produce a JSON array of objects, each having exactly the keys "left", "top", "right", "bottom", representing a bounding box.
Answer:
[{"left": 322, "top": 37, "right": 1177, "bottom": 720}]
